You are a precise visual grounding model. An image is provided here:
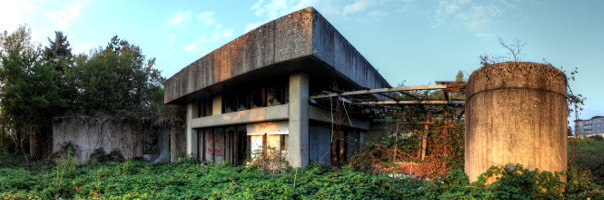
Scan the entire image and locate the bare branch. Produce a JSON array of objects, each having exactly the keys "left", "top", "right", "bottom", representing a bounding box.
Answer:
[{"left": 498, "top": 37, "right": 525, "bottom": 62}]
